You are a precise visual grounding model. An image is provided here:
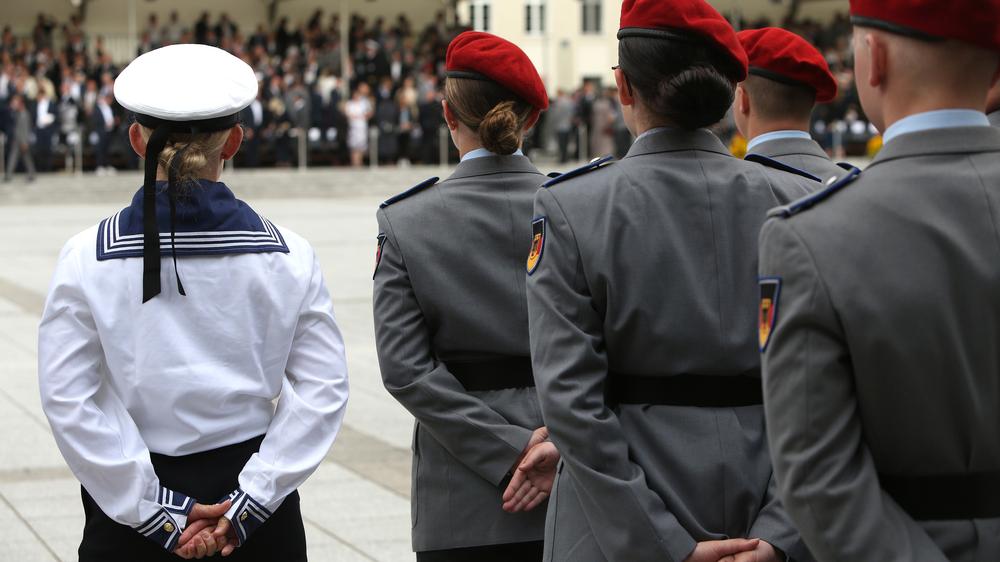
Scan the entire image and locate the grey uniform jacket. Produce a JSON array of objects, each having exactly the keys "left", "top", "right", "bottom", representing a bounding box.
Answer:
[
  {"left": 526, "top": 128, "right": 818, "bottom": 562},
  {"left": 759, "top": 126, "right": 1000, "bottom": 562},
  {"left": 373, "top": 155, "right": 547, "bottom": 552},
  {"left": 747, "top": 137, "right": 846, "bottom": 183},
  {"left": 989, "top": 110, "right": 1000, "bottom": 128}
]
